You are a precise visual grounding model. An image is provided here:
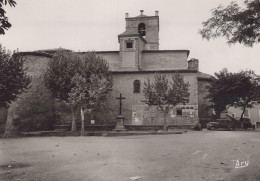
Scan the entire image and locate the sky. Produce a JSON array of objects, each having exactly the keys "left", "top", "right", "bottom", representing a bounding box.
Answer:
[{"left": 1, "top": 0, "right": 260, "bottom": 76}]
